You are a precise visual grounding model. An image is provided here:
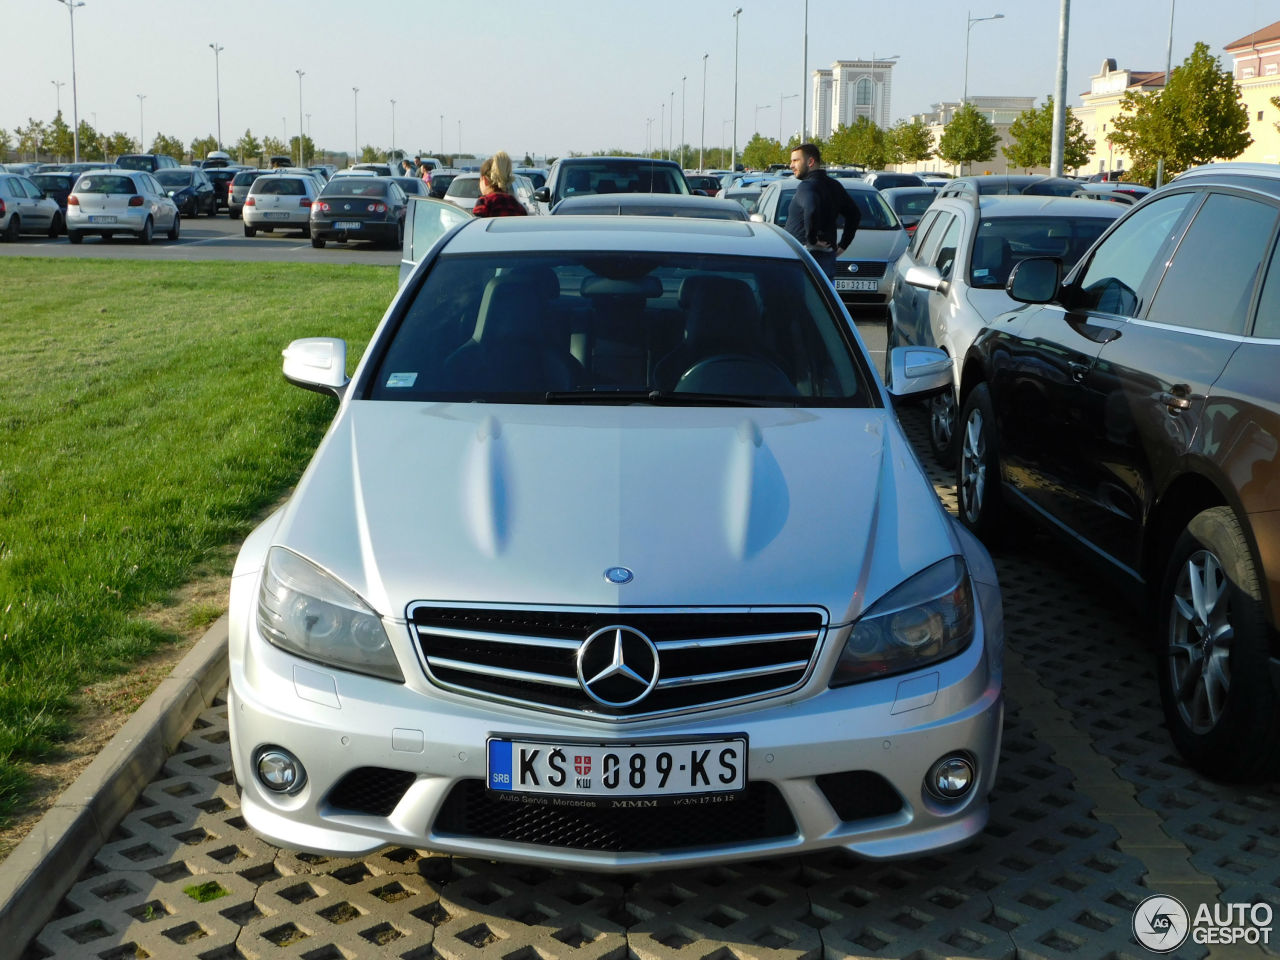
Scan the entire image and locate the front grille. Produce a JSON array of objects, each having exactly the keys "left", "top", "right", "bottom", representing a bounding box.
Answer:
[
  {"left": 815, "top": 771, "right": 905, "bottom": 821},
  {"left": 326, "top": 767, "right": 416, "bottom": 816},
  {"left": 843, "top": 261, "right": 887, "bottom": 278},
  {"left": 411, "top": 605, "right": 826, "bottom": 719},
  {"left": 434, "top": 779, "right": 796, "bottom": 851}
]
